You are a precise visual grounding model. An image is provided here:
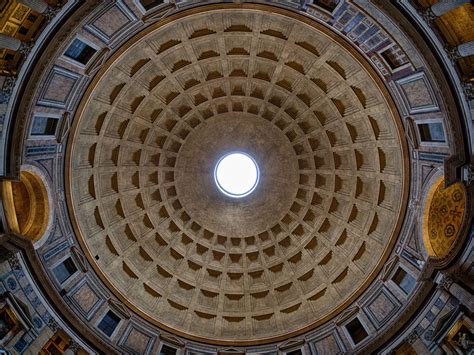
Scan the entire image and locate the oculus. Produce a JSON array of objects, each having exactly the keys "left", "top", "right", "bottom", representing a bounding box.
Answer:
[{"left": 214, "top": 152, "right": 259, "bottom": 198}]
